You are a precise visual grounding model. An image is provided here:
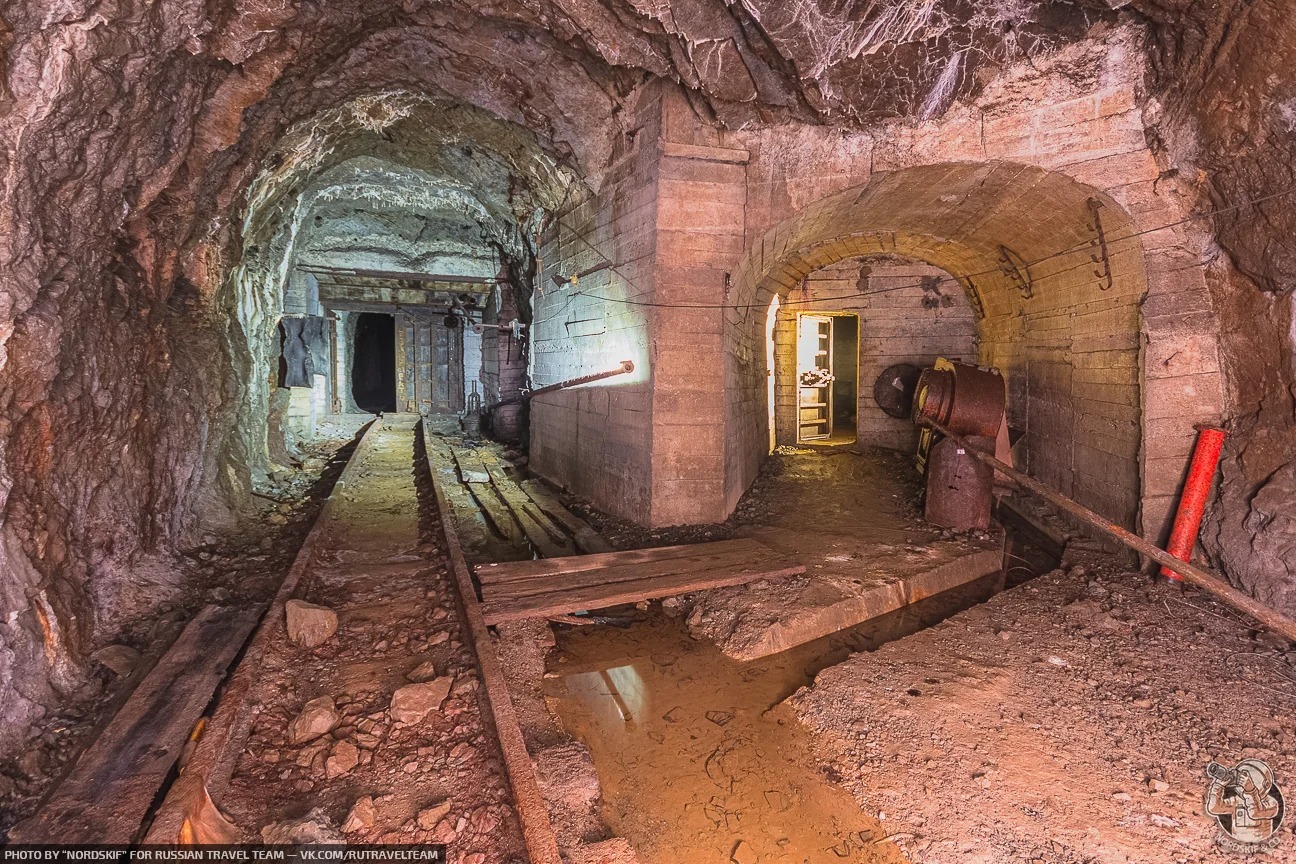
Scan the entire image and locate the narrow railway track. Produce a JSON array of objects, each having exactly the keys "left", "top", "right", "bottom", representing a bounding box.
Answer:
[{"left": 14, "top": 416, "right": 554, "bottom": 861}]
